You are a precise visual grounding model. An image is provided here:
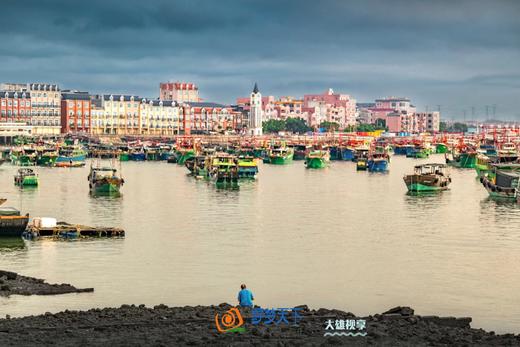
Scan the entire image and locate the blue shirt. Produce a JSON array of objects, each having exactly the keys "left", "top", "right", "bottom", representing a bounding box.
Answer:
[{"left": 238, "top": 289, "right": 254, "bottom": 307}]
